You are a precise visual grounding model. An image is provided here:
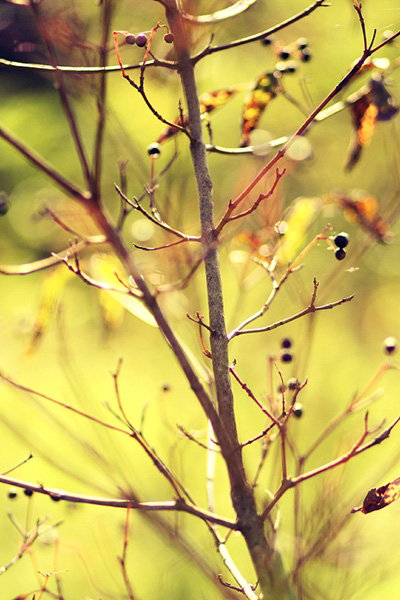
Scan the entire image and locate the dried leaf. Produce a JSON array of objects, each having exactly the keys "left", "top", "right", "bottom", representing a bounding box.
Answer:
[
  {"left": 359, "top": 477, "right": 400, "bottom": 514},
  {"left": 329, "top": 190, "right": 390, "bottom": 243},
  {"left": 157, "top": 87, "right": 241, "bottom": 144},
  {"left": 26, "top": 266, "right": 72, "bottom": 355},
  {"left": 277, "top": 197, "right": 321, "bottom": 264},
  {"left": 345, "top": 76, "right": 399, "bottom": 170},
  {"left": 240, "top": 72, "right": 281, "bottom": 147}
]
